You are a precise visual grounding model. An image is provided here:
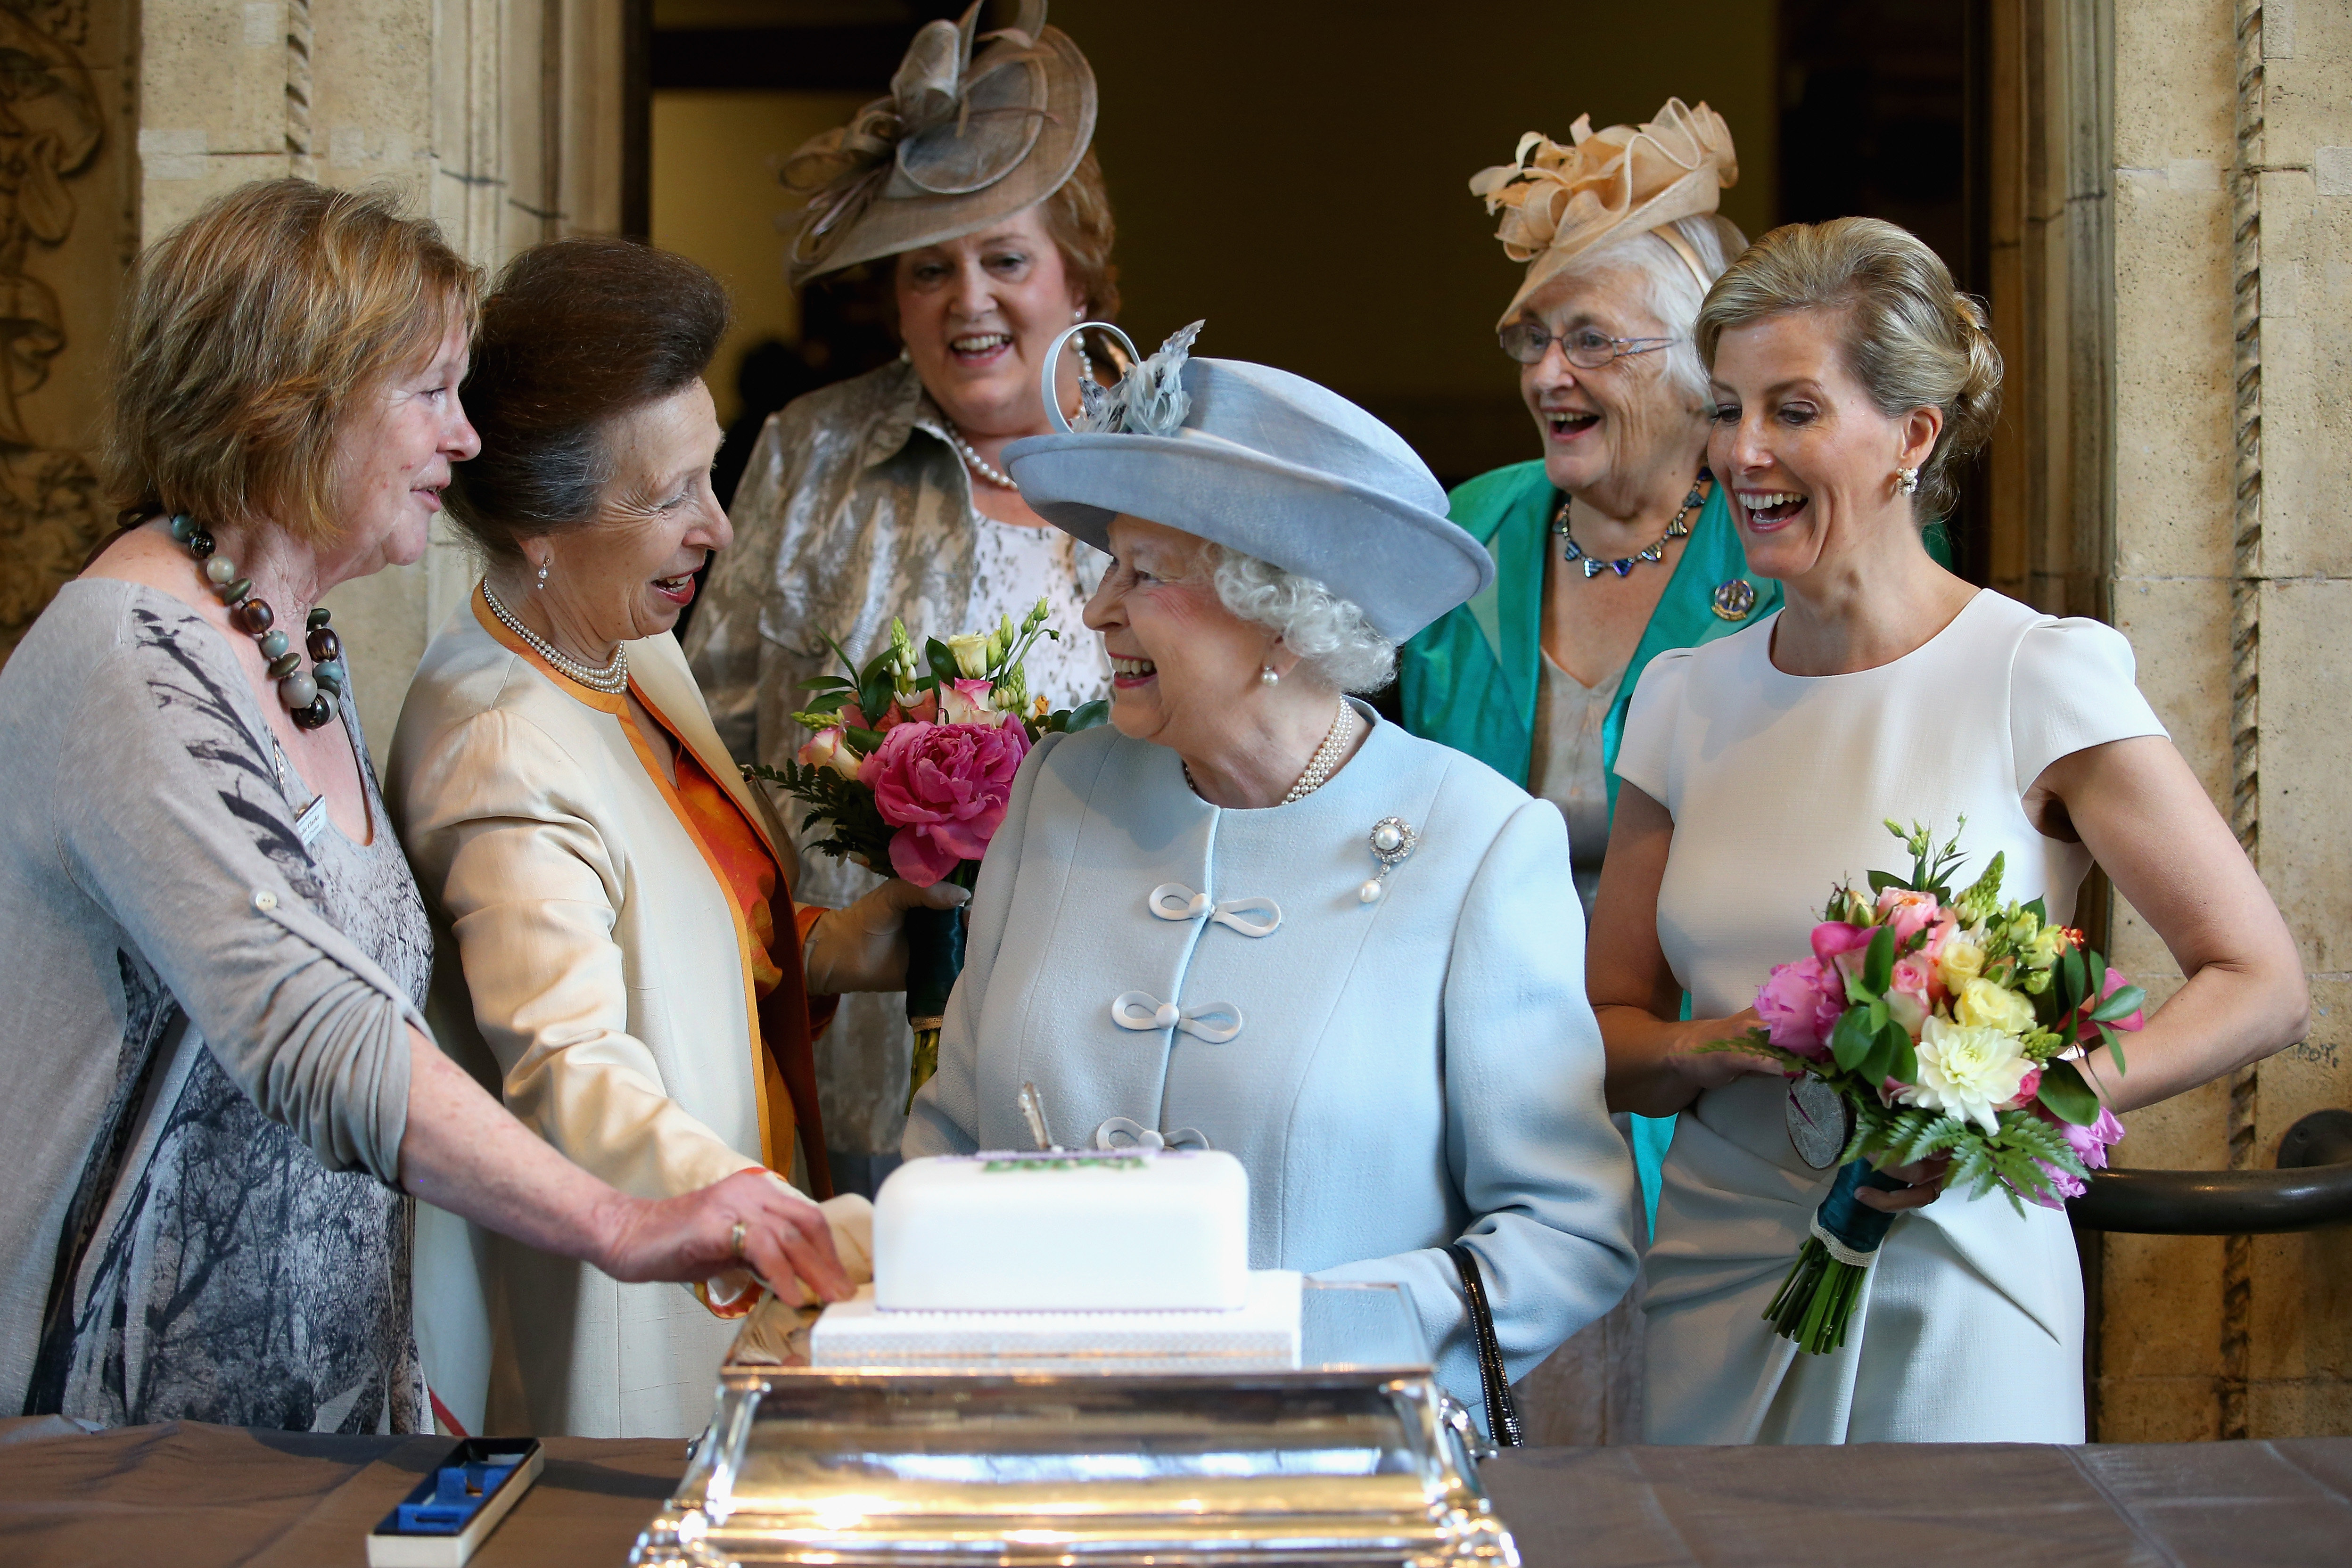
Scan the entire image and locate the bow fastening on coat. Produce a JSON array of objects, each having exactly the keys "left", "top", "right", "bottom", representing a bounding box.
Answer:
[
  {"left": 1110, "top": 991, "right": 1244, "bottom": 1043},
  {"left": 1092, "top": 1117, "right": 1212, "bottom": 1152},
  {"left": 781, "top": 0, "right": 1057, "bottom": 259},
  {"left": 1146, "top": 882, "right": 1281, "bottom": 937}
]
